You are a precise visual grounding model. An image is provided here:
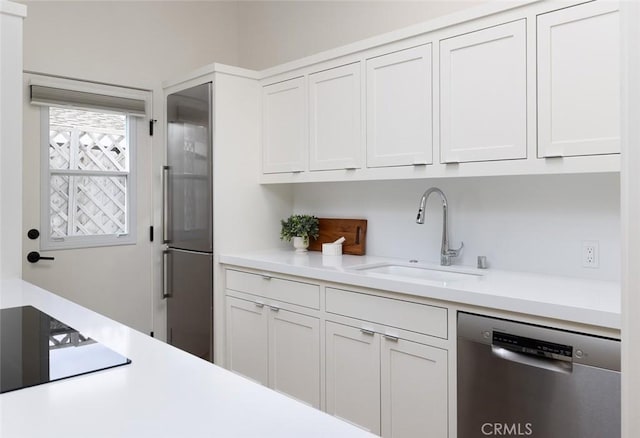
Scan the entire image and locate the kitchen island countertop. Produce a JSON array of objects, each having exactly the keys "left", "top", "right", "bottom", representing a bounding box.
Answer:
[
  {"left": 0, "top": 279, "right": 373, "bottom": 438},
  {"left": 220, "top": 250, "right": 620, "bottom": 330}
]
